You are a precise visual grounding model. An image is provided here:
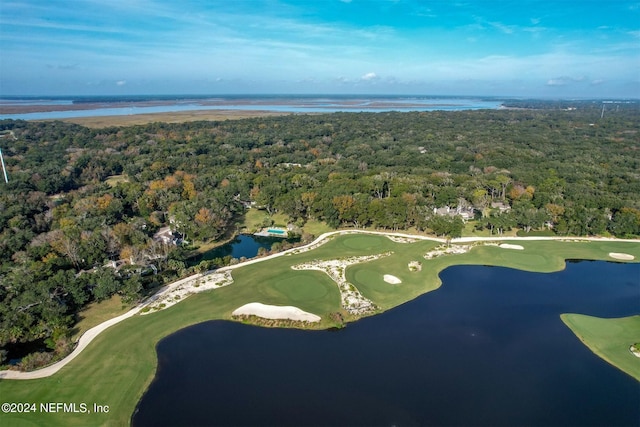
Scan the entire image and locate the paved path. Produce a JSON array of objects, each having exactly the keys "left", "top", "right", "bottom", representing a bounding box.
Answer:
[
  {"left": 1, "top": 230, "right": 637, "bottom": 379},
  {"left": 0, "top": 273, "right": 204, "bottom": 380}
]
